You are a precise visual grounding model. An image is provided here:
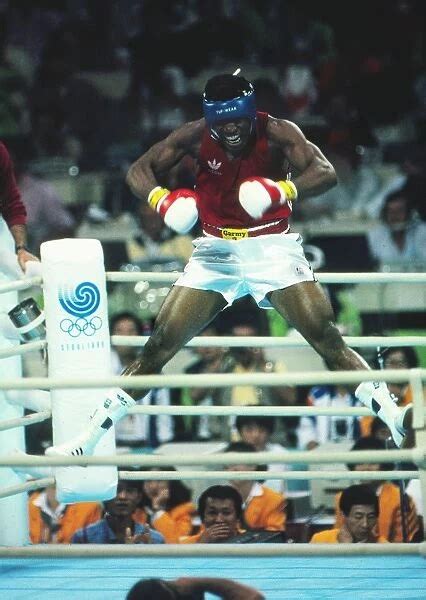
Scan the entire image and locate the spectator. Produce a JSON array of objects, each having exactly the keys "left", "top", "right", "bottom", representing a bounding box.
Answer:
[
  {"left": 126, "top": 576, "right": 264, "bottom": 600},
  {"left": 134, "top": 467, "right": 196, "bottom": 543},
  {"left": 181, "top": 321, "right": 228, "bottom": 440},
  {"left": 179, "top": 485, "right": 244, "bottom": 544},
  {"left": 110, "top": 311, "right": 174, "bottom": 449},
  {"left": 366, "top": 187, "right": 426, "bottom": 272},
  {"left": 360, "top": 346, "right": 423, "bottom": 439},
  {"left": 221, "top": 320, "right": 296, "bottom": 444},
  {"left": 235, "top": 410, "right": 289, "bottom": 494},
  {"left": 72, "top": 479, "right": 164, "bottom": 544},
  {"left": 29, "top": 484, "right": 101, "bottom": 544},
  {"left": 13, "top": 153, "right": 76, "bottom": 254},
  {"left": 311, "top": 484, "right": 387, "bottom": 543},
  {"left": 0, "top": 140, "right": 39, "bottom": 275},
  {"left": 126, "top": 201, "right": 194, "bottom": 267},
  {"left": 297, "top": 384, "right": 361, "bottom": 450},
  {"left": 334, "top": 437, "right": 419, "bottom": 542},
  {"left": 224, "top": 442, "right": 287, "bottom": 533}
]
